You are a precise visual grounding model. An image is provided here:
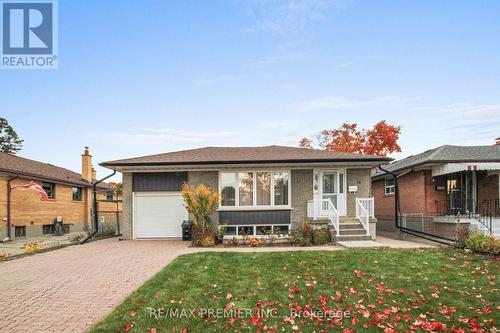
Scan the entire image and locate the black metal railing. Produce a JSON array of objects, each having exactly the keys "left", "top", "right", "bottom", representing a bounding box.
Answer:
[{"left": 435, "top": 199, "right": 500, "bottom": 218}]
